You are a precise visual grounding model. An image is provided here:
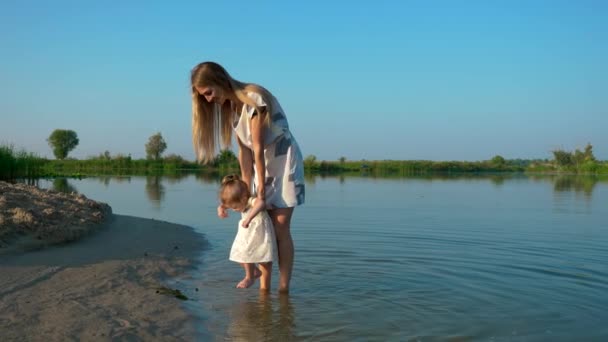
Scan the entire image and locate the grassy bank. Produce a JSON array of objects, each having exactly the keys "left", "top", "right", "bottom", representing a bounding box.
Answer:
[
  {"left": 0, "top": 145, "right": 239, "bottom": 180},
  {"left": 38, "top": 157, "right": 241, "bottom": 178},
  {"left": 0, "top": 145, "right": 47, "bottom": 180},
  {"left": 3, "top": 143, "right": 607, "bottom": 181},
  {"left": 305, "top": 159, "right": 525, "bottom": 175},
  {"left": 526, "top": 160, "right": 608, "bottom": 174}
]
